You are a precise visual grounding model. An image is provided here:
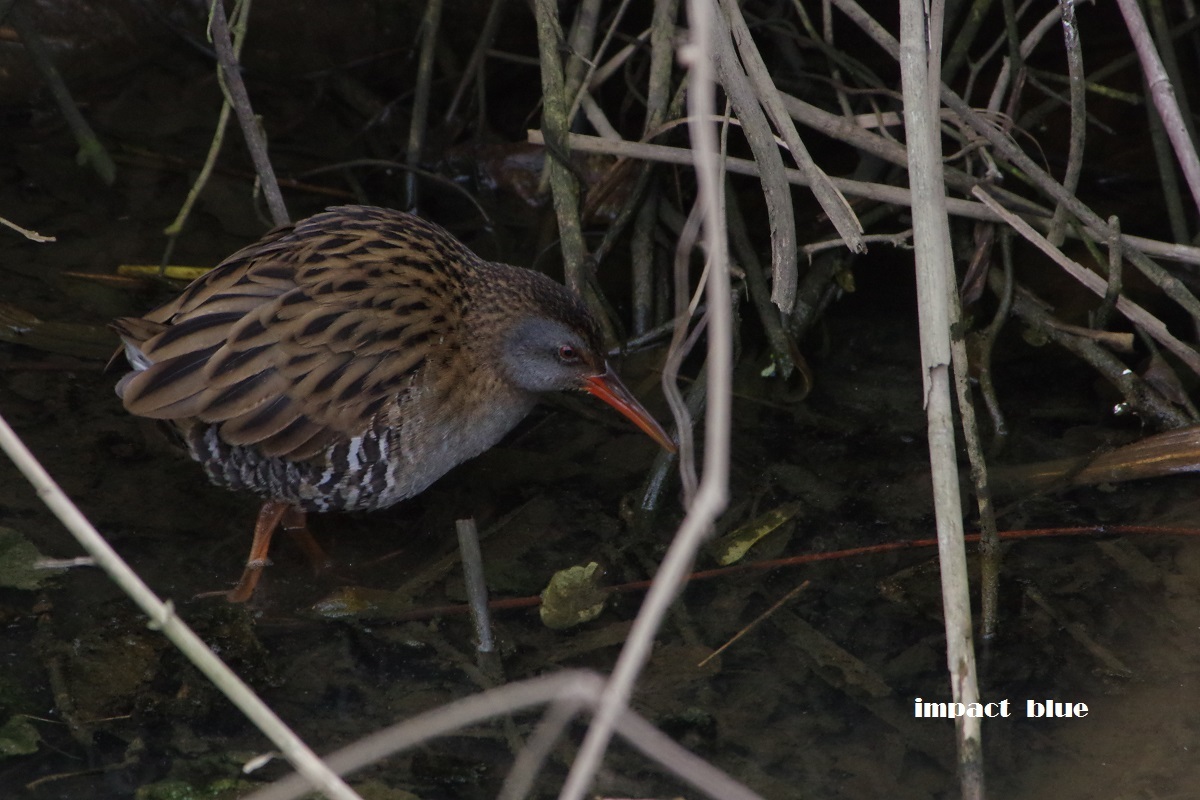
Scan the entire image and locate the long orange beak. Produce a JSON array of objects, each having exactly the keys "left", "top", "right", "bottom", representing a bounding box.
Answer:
[{"left": 584, "top": 364, "right": 677, "bottom": 453}]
